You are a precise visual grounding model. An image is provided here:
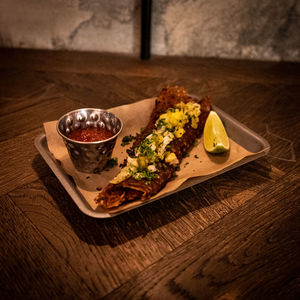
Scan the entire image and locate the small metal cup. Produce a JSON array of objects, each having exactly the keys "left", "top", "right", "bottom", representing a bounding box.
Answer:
[{"left": 57, "top": 108, "right": 122, "bottom": 173}]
